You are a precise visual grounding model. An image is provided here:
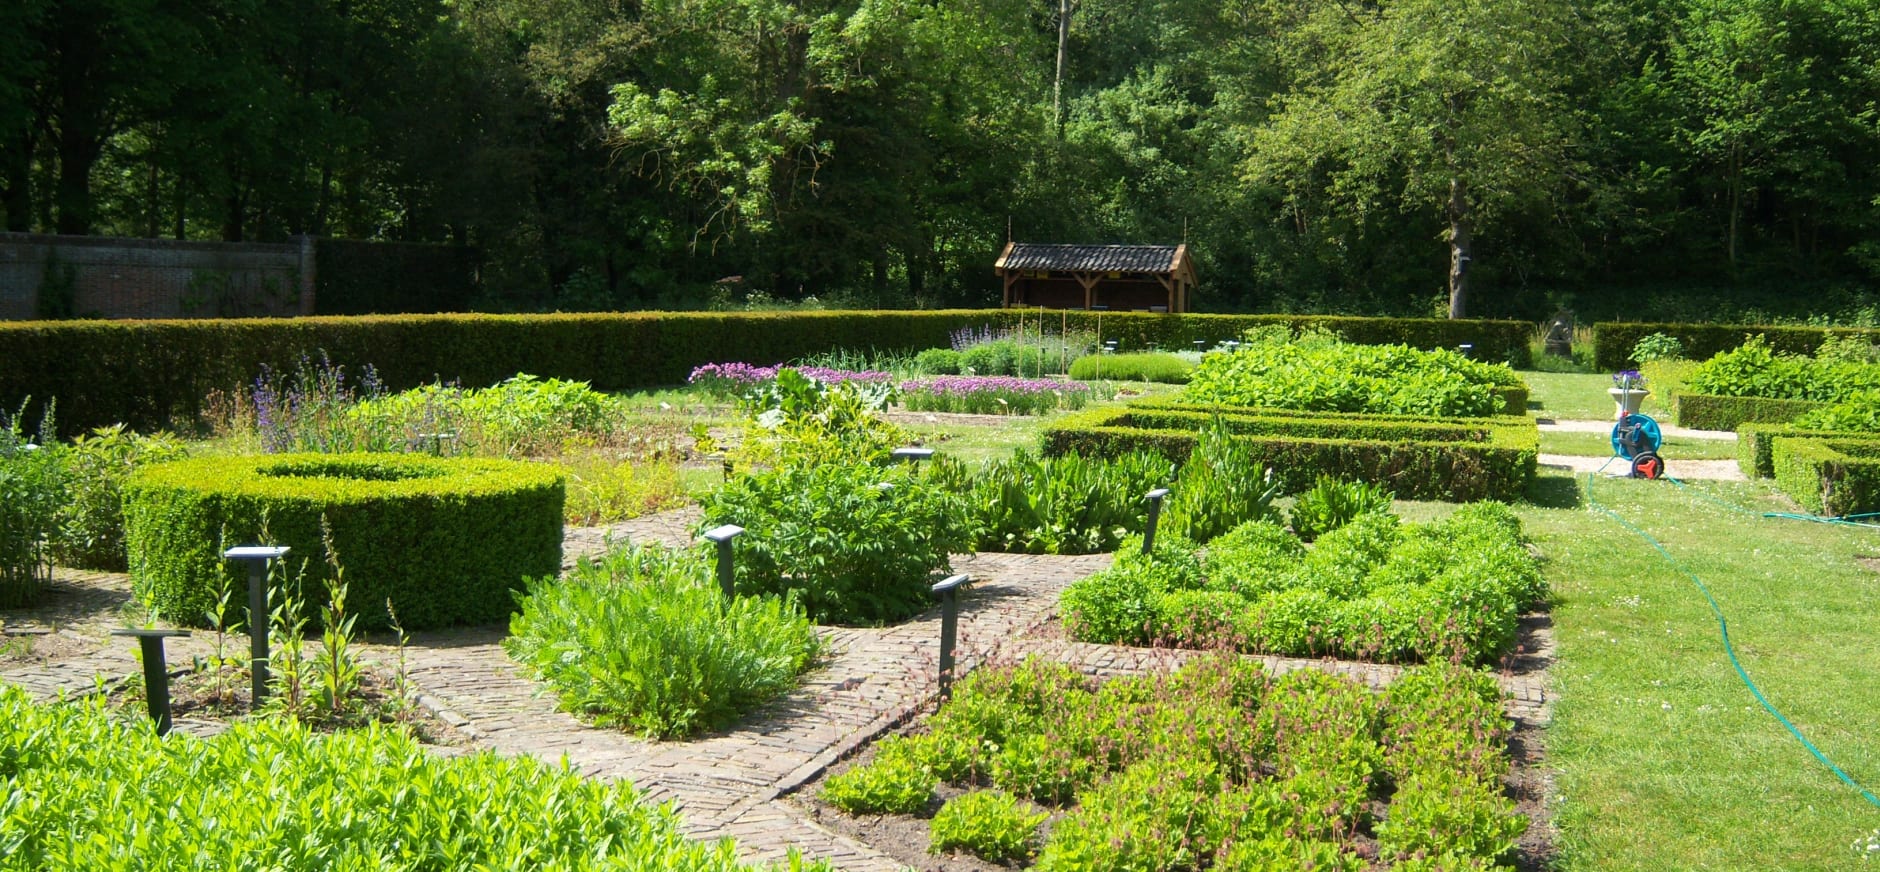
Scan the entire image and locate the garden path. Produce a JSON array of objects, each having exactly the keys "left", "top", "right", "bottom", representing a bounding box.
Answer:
[{"left": 1, "top": 507, "right": 1553, "bottom": 870}]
